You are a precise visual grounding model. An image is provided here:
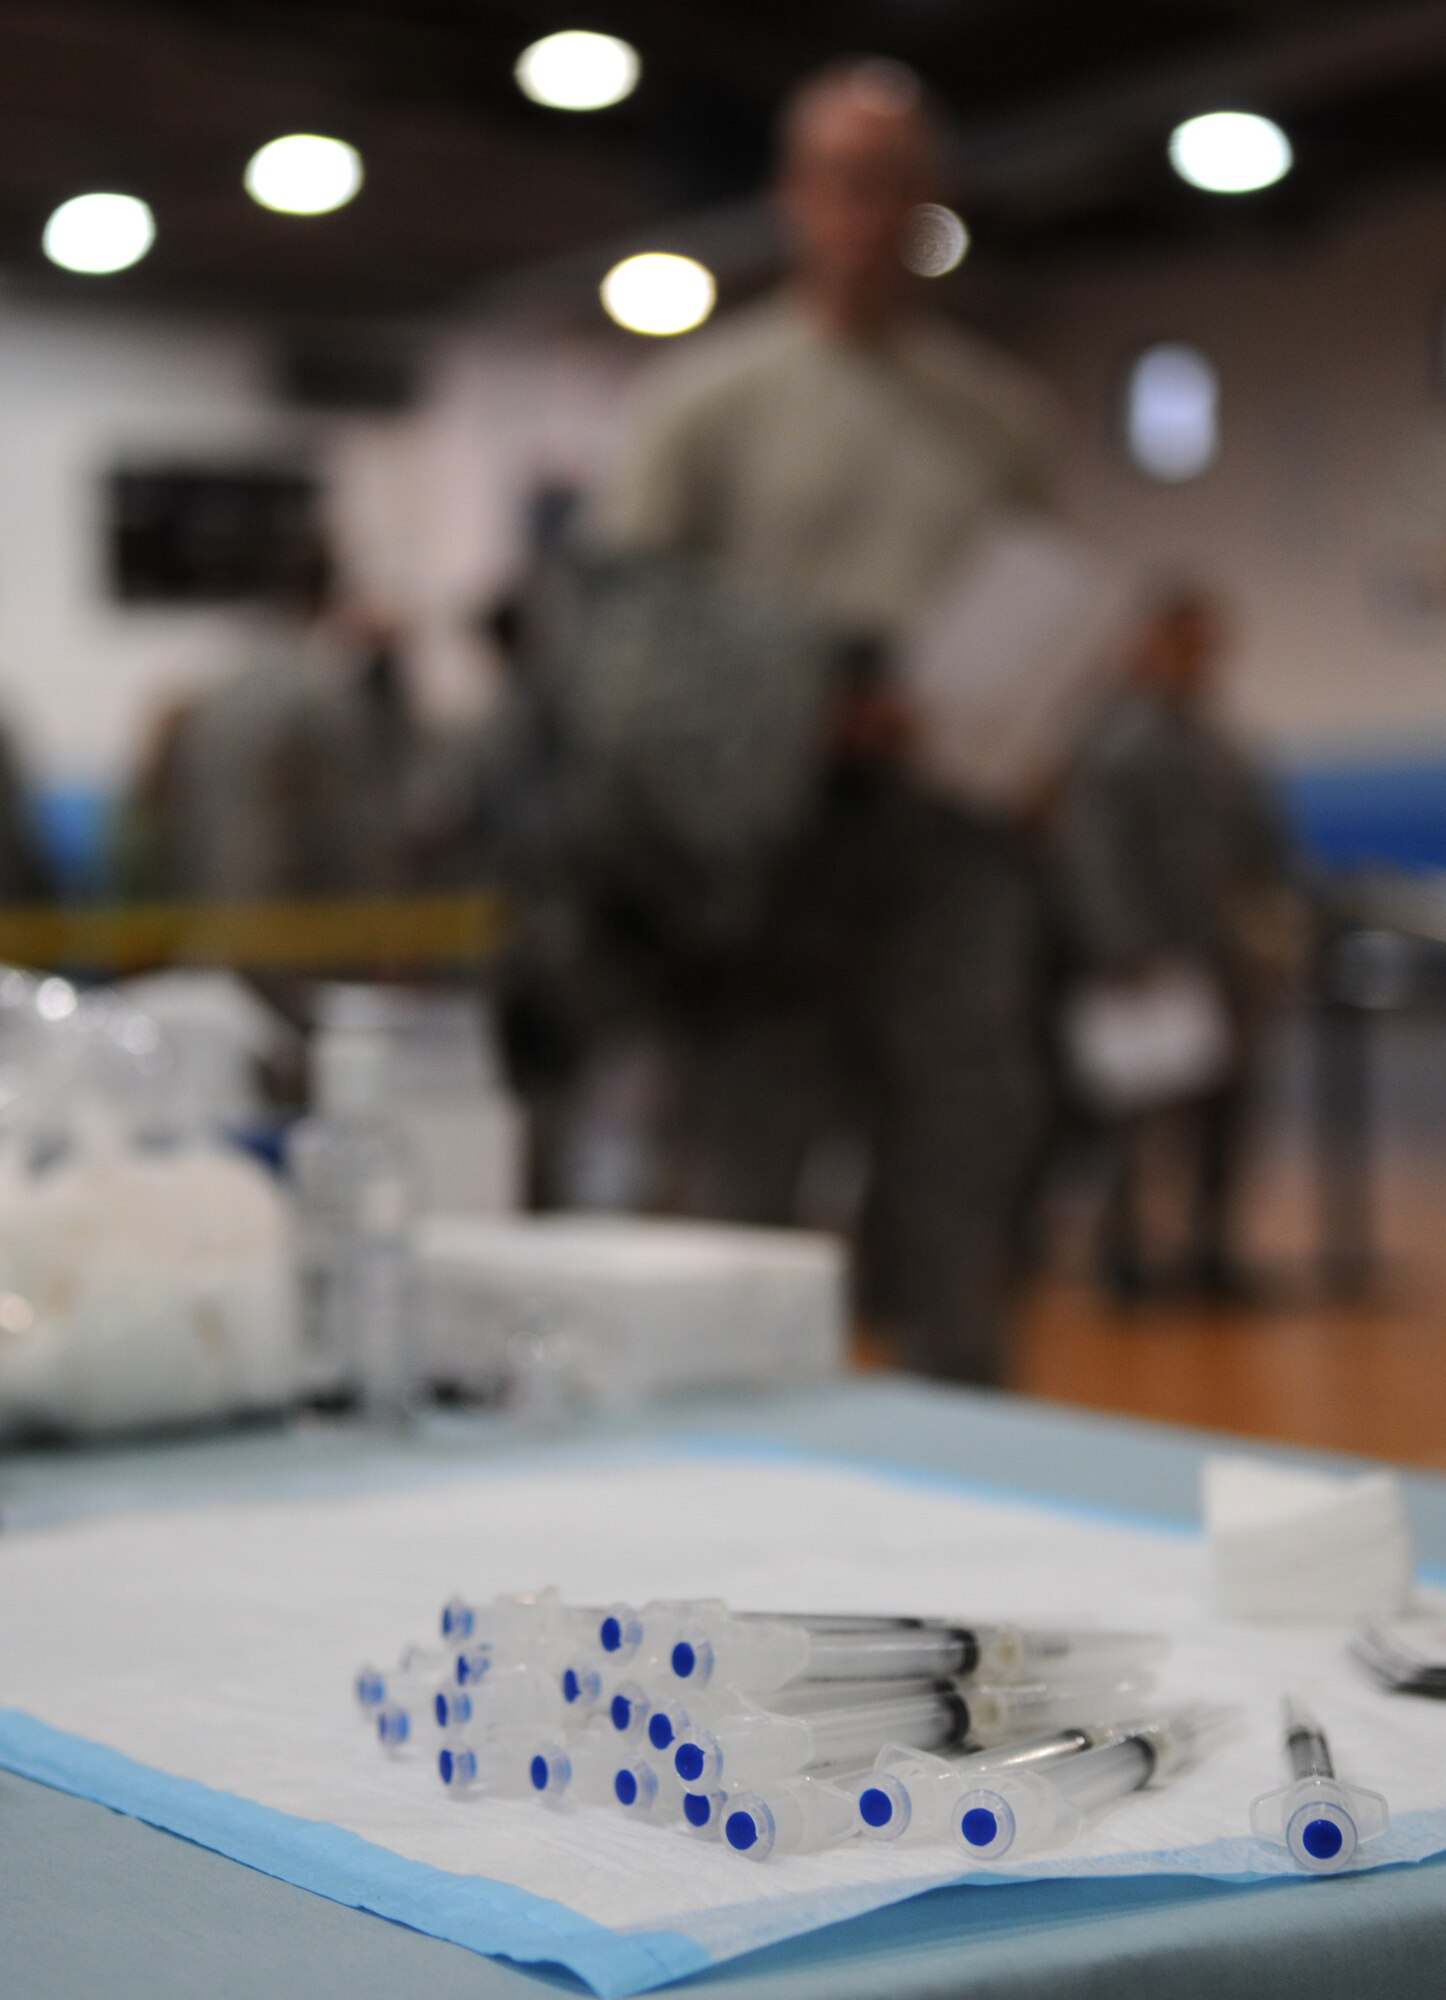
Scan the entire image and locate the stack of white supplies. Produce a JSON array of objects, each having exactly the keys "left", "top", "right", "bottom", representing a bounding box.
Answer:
[
  {"left": 1203, "top": 1455, "right": 1415, "bottom": 1624},
  {"left": 416, "top": 1216, "right": 846, "bottom": 1407},
  {"left": 354, "top": 1591, "right": 1206, "bottom": 1864},
  {"left": 312, "top": 985, "right": 525, "bottom": 1219}
]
